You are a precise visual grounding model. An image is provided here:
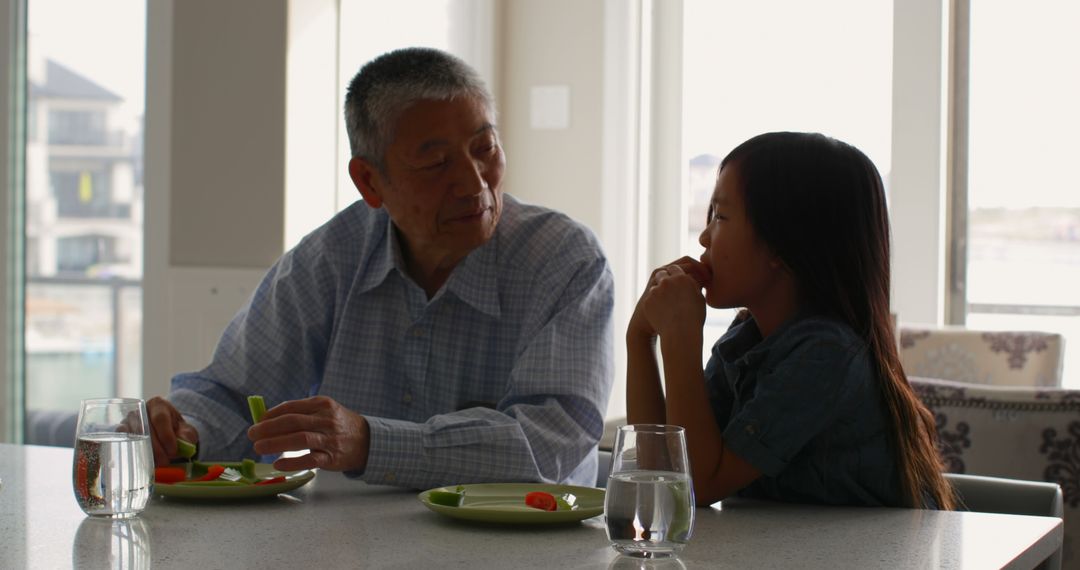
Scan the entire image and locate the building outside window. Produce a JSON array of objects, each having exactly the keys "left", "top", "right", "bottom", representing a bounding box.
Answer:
[{"left": 23, "top": 0, "right": 145, "bottom": 428}]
